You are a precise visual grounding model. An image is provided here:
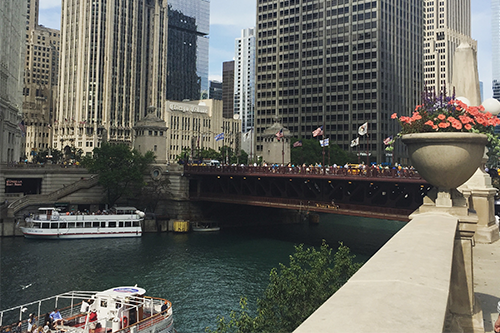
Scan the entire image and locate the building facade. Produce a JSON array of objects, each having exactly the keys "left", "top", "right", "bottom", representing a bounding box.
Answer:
[
  {"left": 22, "top": 0, "right": 60, "bottom": 160},
  {"left": 54, "top": 0, "right": 169, "bottom": 156},
  {"left": 0, "top": 0, "right": 26, "bottom": 163},
  {"left": 423, "top": 0, "right": 476, "bottom": 93},
  {"left": 209, "top": 80, "right": 222, "bottom": 100},
  {"left": 167, "top": 0, "right": 210, "bottom": 101},
  {"left": 255, "top": 0, "right": 423, "bottom": 163},
  {"left": 493, "top": 0, "right": 500, "bottom": 100},
  {"left": 234, "top": 27, "right": 256, "bottom": 134},
  {"left": 163, "top": 99, "right": 240, "bottom": 164},
  {"left": 222, "top": 61, "right": 235, "bottom": 119}
]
